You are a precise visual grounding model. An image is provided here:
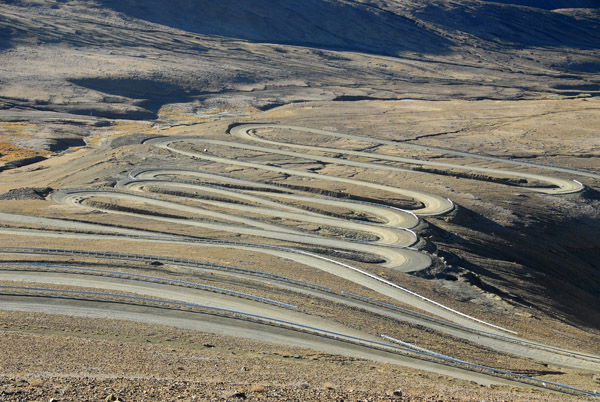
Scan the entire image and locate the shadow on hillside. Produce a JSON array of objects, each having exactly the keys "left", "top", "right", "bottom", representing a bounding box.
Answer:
[
  {"left": 70, "top": 78, "right": 201, "bottom": 101},
  {"left": 0, "top": 26, "right": 12, "bottom": 51},
  {"left": 479, "top": 0, "right": 599, "bottom": 9},
  {"left": 68, "top": 78, "right": 204, "bottom": 118},
  {"left": 445, "top": 205, "right": 600, "bottom": 328},
  {"left": 416, "top": 2, "right": 600, "bottom": 49},
  {"left": 97, "top": 0, "right": 453, "bottom": 56}
]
